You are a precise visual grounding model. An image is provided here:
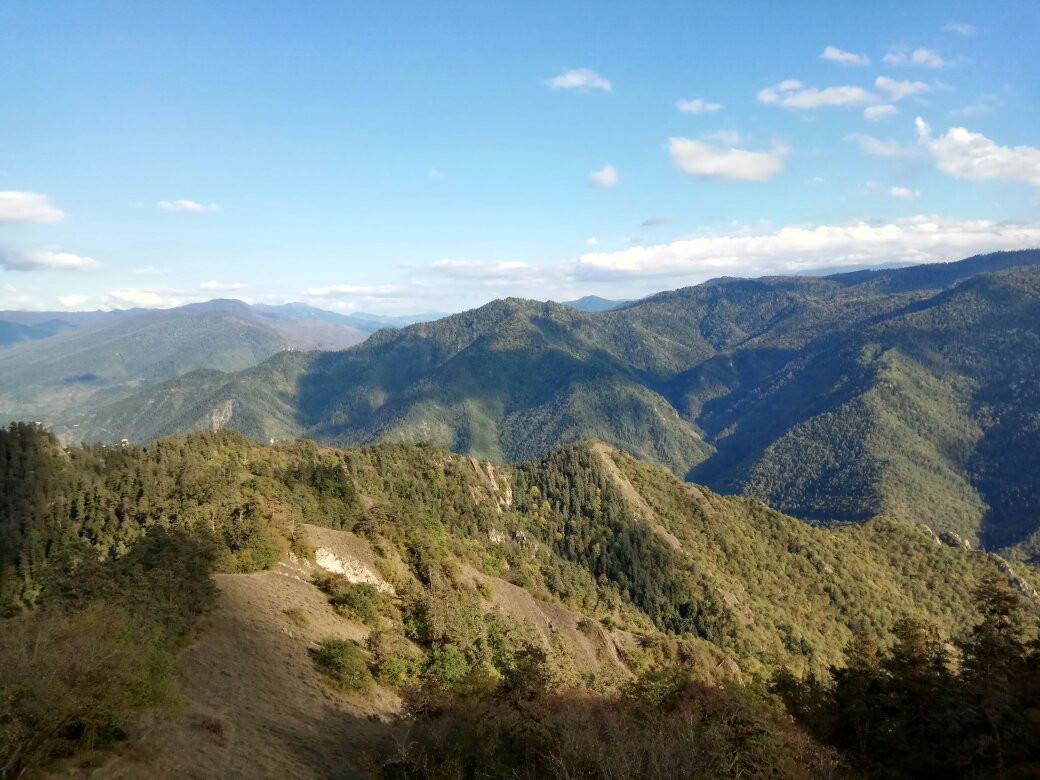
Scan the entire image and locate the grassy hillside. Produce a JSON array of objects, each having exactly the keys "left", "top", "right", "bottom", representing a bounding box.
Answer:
[{"left": 80, "top": 250, "right": 1040, "bottom": 553}]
